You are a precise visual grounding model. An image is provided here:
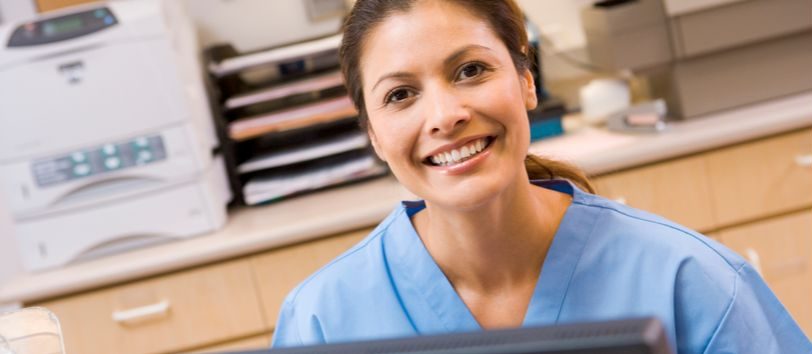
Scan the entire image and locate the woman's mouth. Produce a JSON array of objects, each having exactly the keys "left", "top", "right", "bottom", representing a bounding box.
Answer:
[{"left": 424, "top": 136, "right": 495, "bottom": 167}]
